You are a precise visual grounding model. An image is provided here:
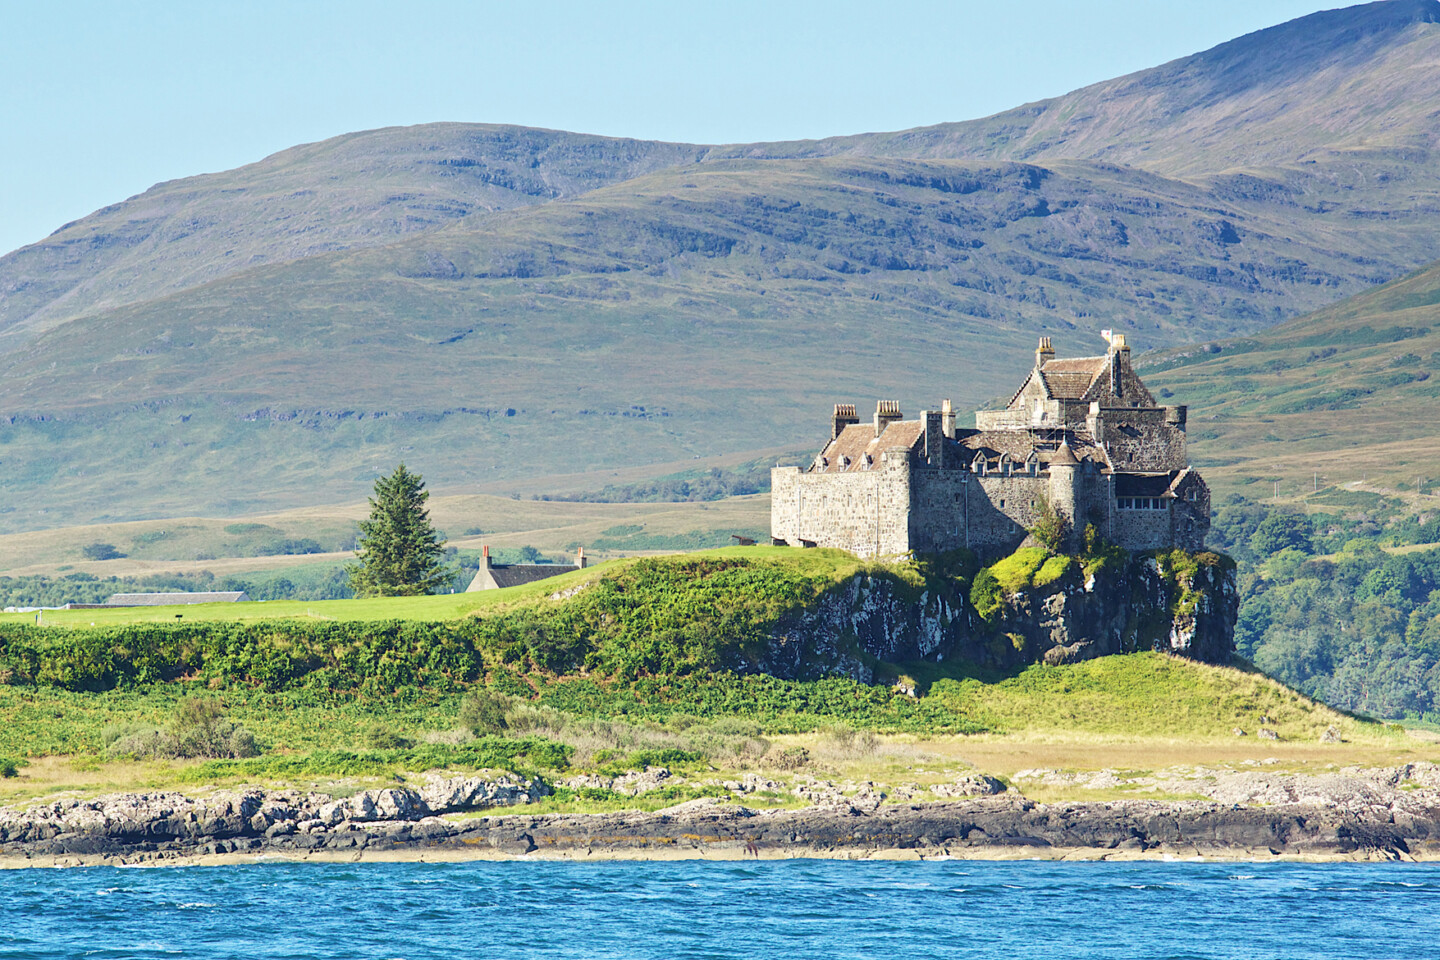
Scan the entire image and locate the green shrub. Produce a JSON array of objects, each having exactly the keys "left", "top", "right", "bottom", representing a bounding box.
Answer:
[{"left": 458, "top": 688, "right": 513, "bottom": 735}]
